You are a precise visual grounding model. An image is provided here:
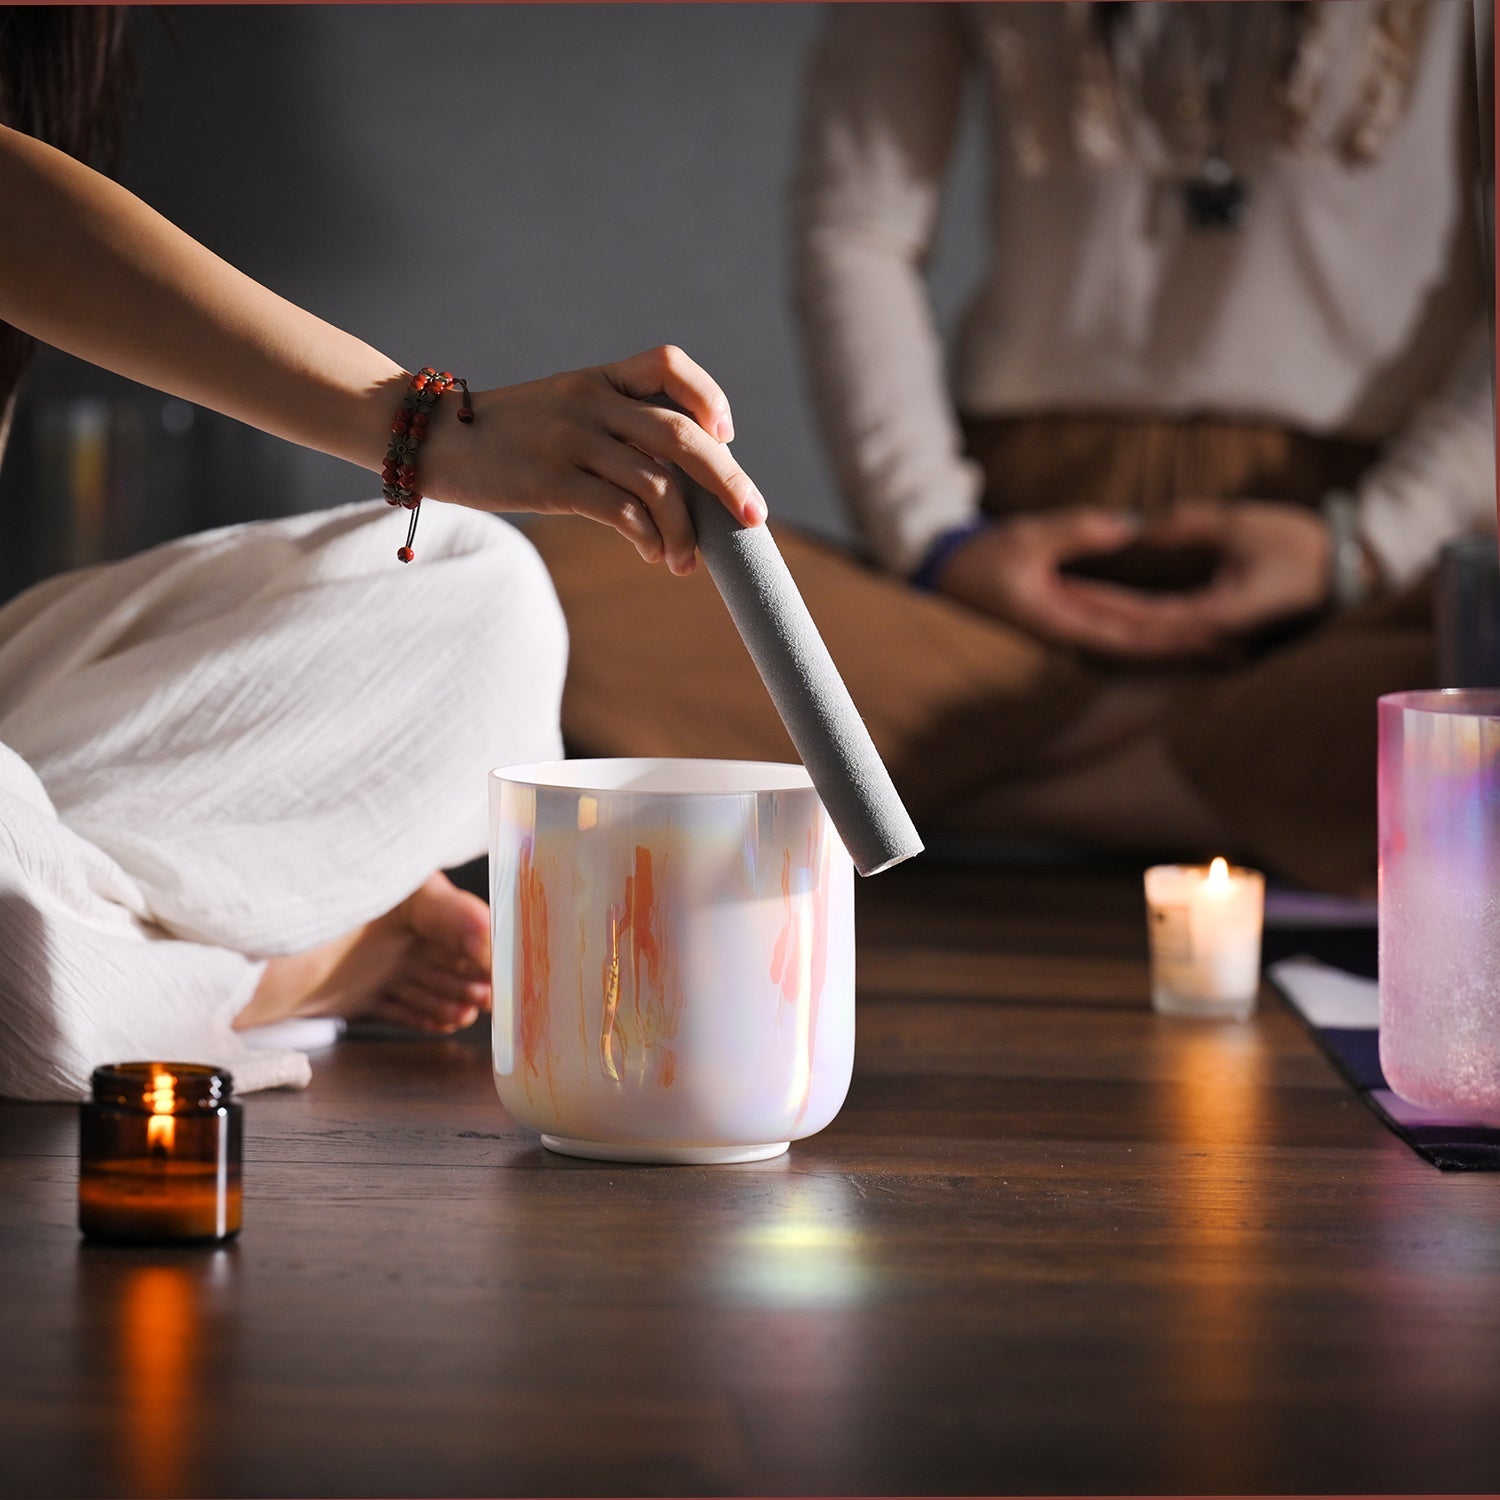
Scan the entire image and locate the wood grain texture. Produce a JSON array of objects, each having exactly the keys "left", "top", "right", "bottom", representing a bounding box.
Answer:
[{"left": 1, "top": 860, "right": 1497, "bottom": 1498}]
